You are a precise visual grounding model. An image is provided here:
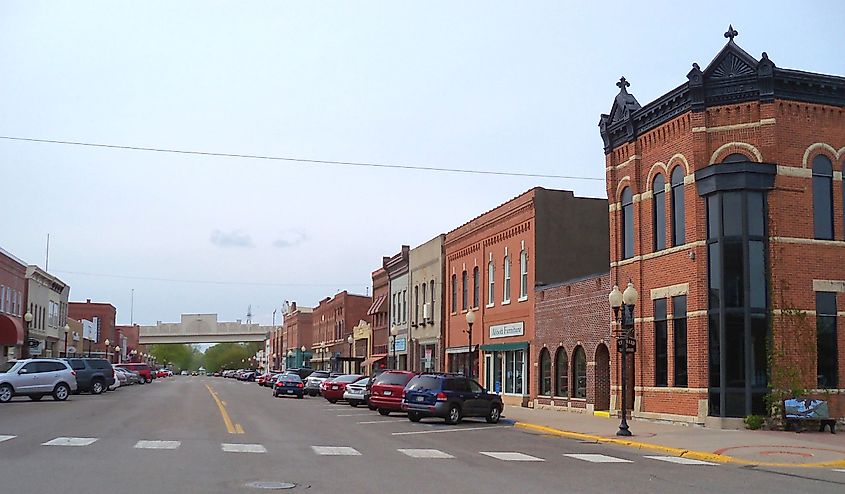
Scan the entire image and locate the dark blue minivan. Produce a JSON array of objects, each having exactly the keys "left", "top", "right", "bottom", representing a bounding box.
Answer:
[{"left": 401, "top": 373, "right": 503, "bottom": 424}]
